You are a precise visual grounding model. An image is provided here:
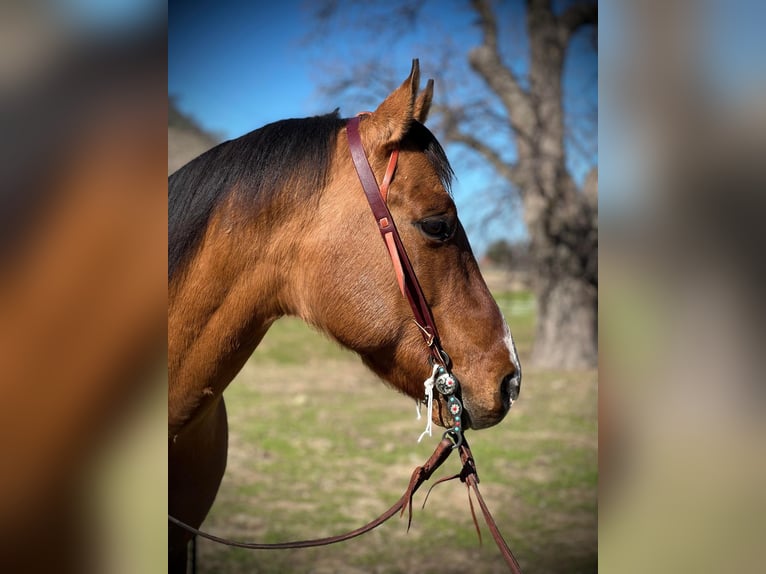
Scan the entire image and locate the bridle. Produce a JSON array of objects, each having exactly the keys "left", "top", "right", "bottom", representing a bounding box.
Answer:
[
  {"left": 345, "top": 114, "right": 466, "bottom": 447},
  {"left": 168, "top": 115, "right": 523, "bottom": 573}
]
